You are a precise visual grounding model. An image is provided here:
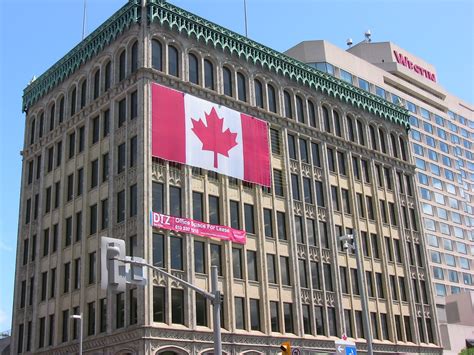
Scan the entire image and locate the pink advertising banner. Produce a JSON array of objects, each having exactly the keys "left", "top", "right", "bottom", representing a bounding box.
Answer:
[{"left": 150, "top": 211, "right": 247, "bottom": 245}]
